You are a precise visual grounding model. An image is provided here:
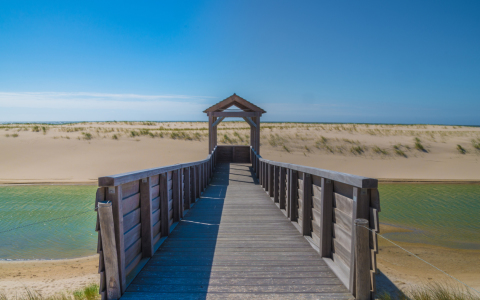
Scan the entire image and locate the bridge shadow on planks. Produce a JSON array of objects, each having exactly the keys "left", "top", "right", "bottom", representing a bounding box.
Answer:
[
  {"left": 123, "top": 163, "right": 229, "bottom": 299},
  {"left": 123, "top": 163, "right": 353, "bottom": 300}
]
